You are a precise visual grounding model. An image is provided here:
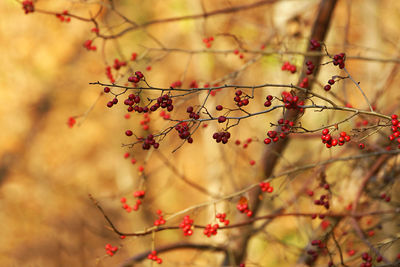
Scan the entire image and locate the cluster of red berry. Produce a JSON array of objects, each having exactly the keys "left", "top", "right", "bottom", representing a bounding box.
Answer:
[
  {"left": 170, "top": 80, "right": 182, "bottom": 88},
  {"left": 323, "top": 78, "right": 335, "bottom": 91},
  {"left": 305, "top": 60, "right": 315, "bottom": 75},
  {"left": 233, "top": 49, "right": 245, "bottom": 59},
  {"left": 299, "top": 77, "right": 309, "bottom": 88},
  {"left": 203, "top": 36, "right": 214, "bottom": 48},
  {"left": 281, "top": 61, "right": 297, "bottom": 73},
  {"left": 388, "top": 114, "right": 400, "bottom": 149},
  {"left": 55, "top": 10, "right": 70, "bottom": 22},
  {"left": 105, "top": 66, "right": 115, "bottom": 83},
  {"left": 22, "top": 0, "right": 34, "bottom": 14},
  {"left": 149, "top": 94, "right": 174, "bottom": 112},
  {"left": 264, "top": 95, "right": 273, "bottom": 107},
  {"left": 216, "top": 213, "right": 230, "bottom": 226},
  {"left": 320, "top": 129, "right": 351, "bottom": 148},
  {"left": 186, "top": 106, "right": 200, "bottom": 120},
  {"left": 159, "top": 110, "right": 170, "bottom": 120},
  {"left": 281, "top": 91, "right": 305, "bottom": 111},
  {"left": 128, "top": 71, "right": 144, "bottom": 83},
  {"left": 309, "top": 39, "right": 321, "bottom": 50},
  {"left": 67, "top": 117, "right": 76, "bottom": 128},
  {"left": 203, "top": 224, "right": 219, "bottom": 237},
  {"left": 141, "top": 134, "right": 159, "bottom": 150},
  {"left": 147, "top": 251, "right": 162, "bottom": 264},
  {"left": 83, "top": 40, "right": 96, "bottom": 51},
  {"left": 122, "top": 93, "right": 140, "bottom": 112},
  {"left": 105, "top": 243, "right": 118, "bottom": 256},
  {"left": 307, "top": 239, "right": 326, "bottom": 264},
  {"left": 140, "top": 113, "right": 151, "bottom": 130},
  {"left": 233, "top": 90, "right": 250, "bottom": 107},
  {"left": 179, "top": 215, "right": 194, "bottom": 236},
  {"left": 153, "top": 210, "right": 166, "bottom": 226},
  {"left": 259, "top": 182, "right": 274, "bottom": 193},
  {"left": 380, "top": 193, "right": 391, "bottom": 202},
  {"left": 113, "top": 58, "right": 127, "bottom": 70},
  {"left": 212, "top": 131, "right": 231, "bottom": 144},
  {"left": 236, "top": 198, "right": 253, "bottom": 217},
  {"left": 175, "top": 122, "right": 193, "bottom": 143},
  {"left": 120, "top": 190, "right": 145, "bottom": 211},
  {"left": 360, "top": 252, "right": 376, "bottom": 267},
  {"left": 333, "top": 53, "right": 346, "bottom": 69}
]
